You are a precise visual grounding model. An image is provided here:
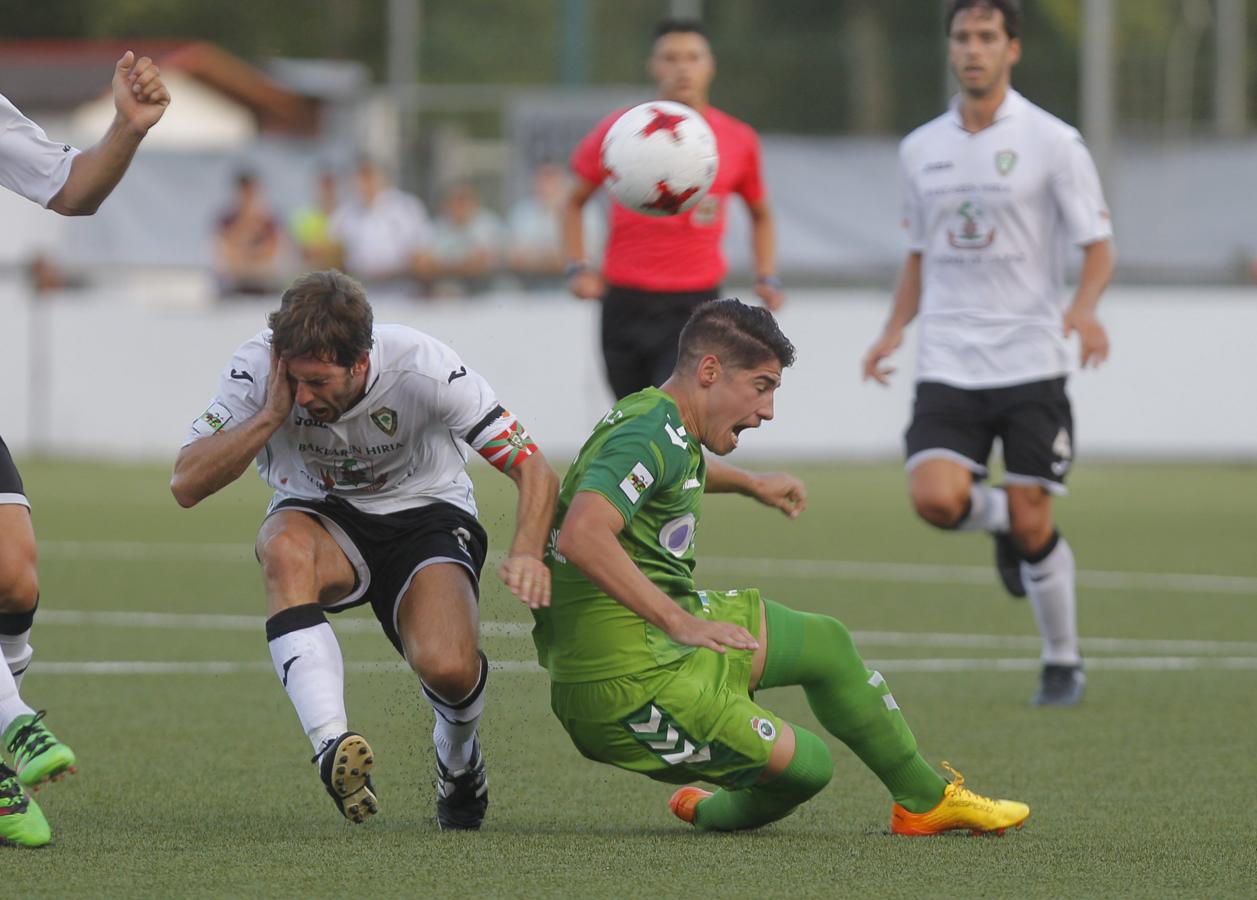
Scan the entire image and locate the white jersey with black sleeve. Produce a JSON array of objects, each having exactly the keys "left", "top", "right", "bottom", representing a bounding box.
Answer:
[
  {"left": 899, "top": 88, "right": 1113, "bottom": 389},
  {"left": 183, "top": 324, "right": 538, "bottom": 517},
  {"left": 0, "top": 92, "right": 79, "bottom": 207}
]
